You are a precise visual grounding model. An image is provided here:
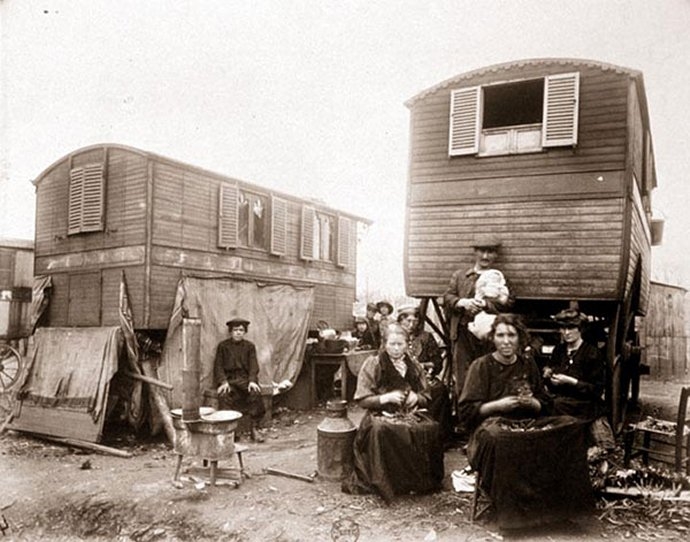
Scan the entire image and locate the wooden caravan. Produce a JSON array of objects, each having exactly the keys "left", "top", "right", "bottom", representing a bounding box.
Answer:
[
  {"left": 33, "top": 144, "right": 369, "bottom": 332},
  {"left": 404, "top": 58, "right": 660, "bottom": 431}
]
